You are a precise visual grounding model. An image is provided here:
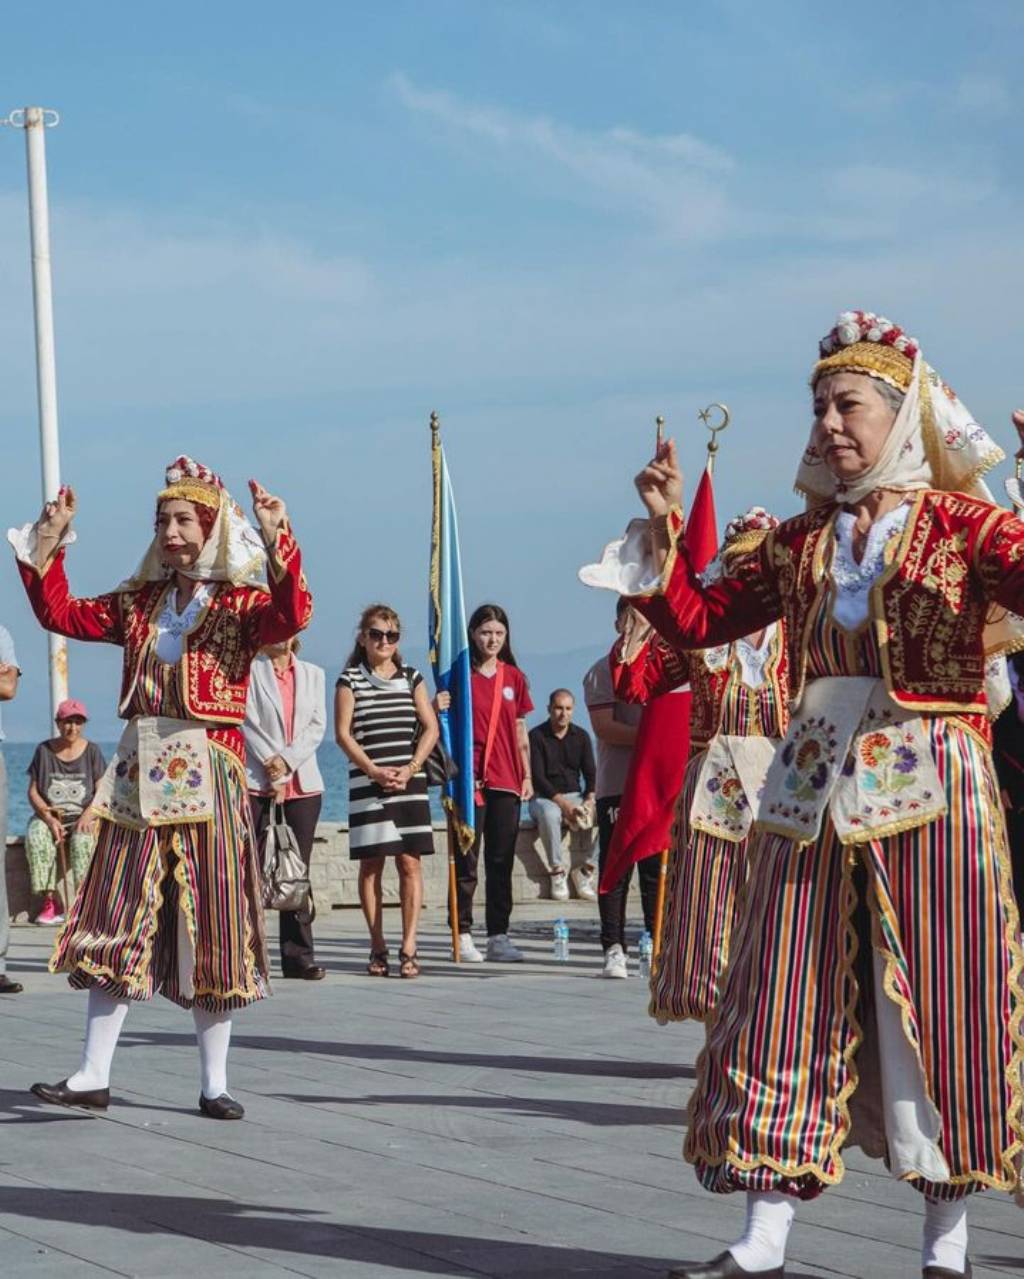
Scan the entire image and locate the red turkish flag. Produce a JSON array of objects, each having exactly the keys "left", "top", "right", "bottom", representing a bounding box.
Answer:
[{"left": 599, "top": 470, "right": 718, "bottom": 892}]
